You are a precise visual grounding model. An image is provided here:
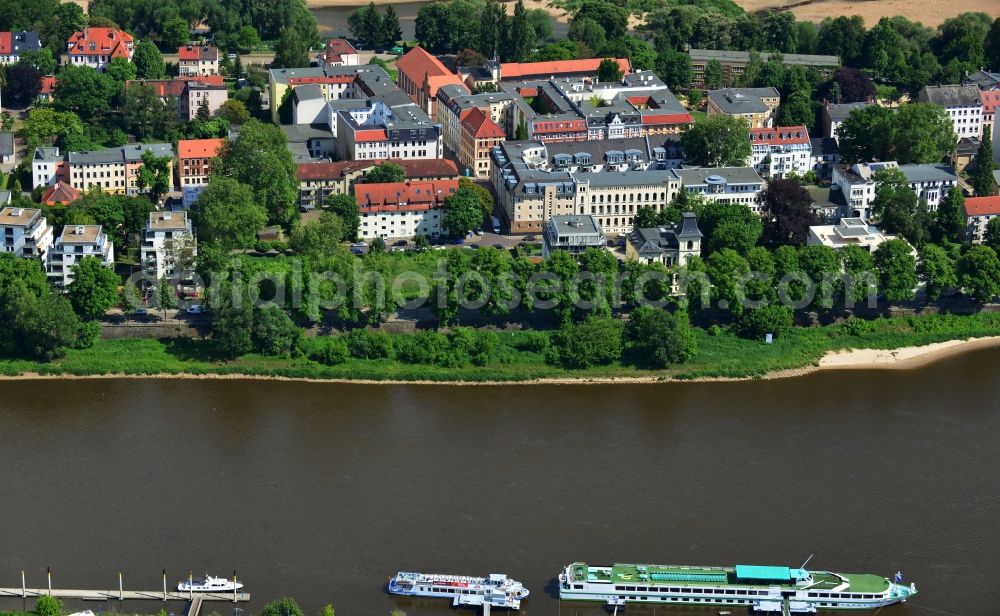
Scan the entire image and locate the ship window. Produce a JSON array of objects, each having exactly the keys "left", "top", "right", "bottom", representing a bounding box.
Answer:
[
  {"left": 573, "top": 585, "right": 583, "bottom": 589},
  {"left": 625, "top": 586, "right": 635, "bottom": 591}
]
